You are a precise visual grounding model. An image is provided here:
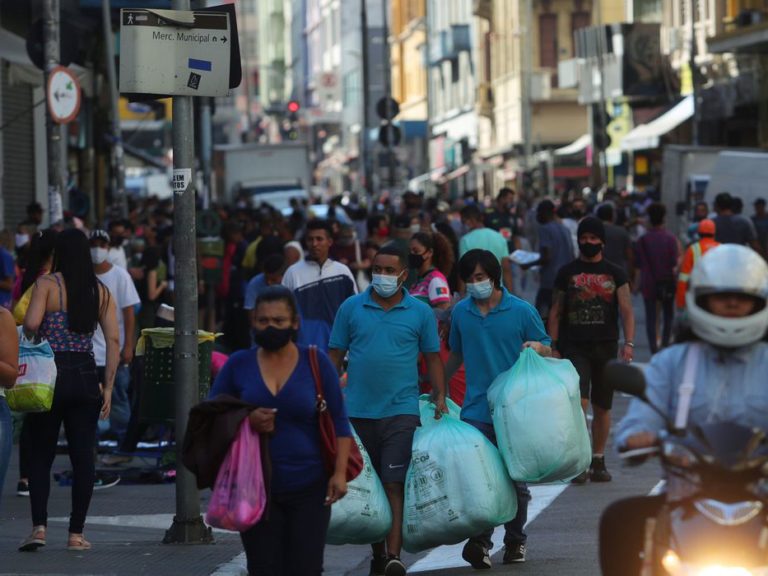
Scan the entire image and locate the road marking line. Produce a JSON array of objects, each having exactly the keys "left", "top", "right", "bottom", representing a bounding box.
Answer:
[
  {"left": 408, "top": 484, "right": 569, "bottom": 573},
  {"left": 48, "top": 513, "right": 231, "bottom": 535},
  {"left": 648, "top": 480, "right": 666, "bottom": 496}
]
